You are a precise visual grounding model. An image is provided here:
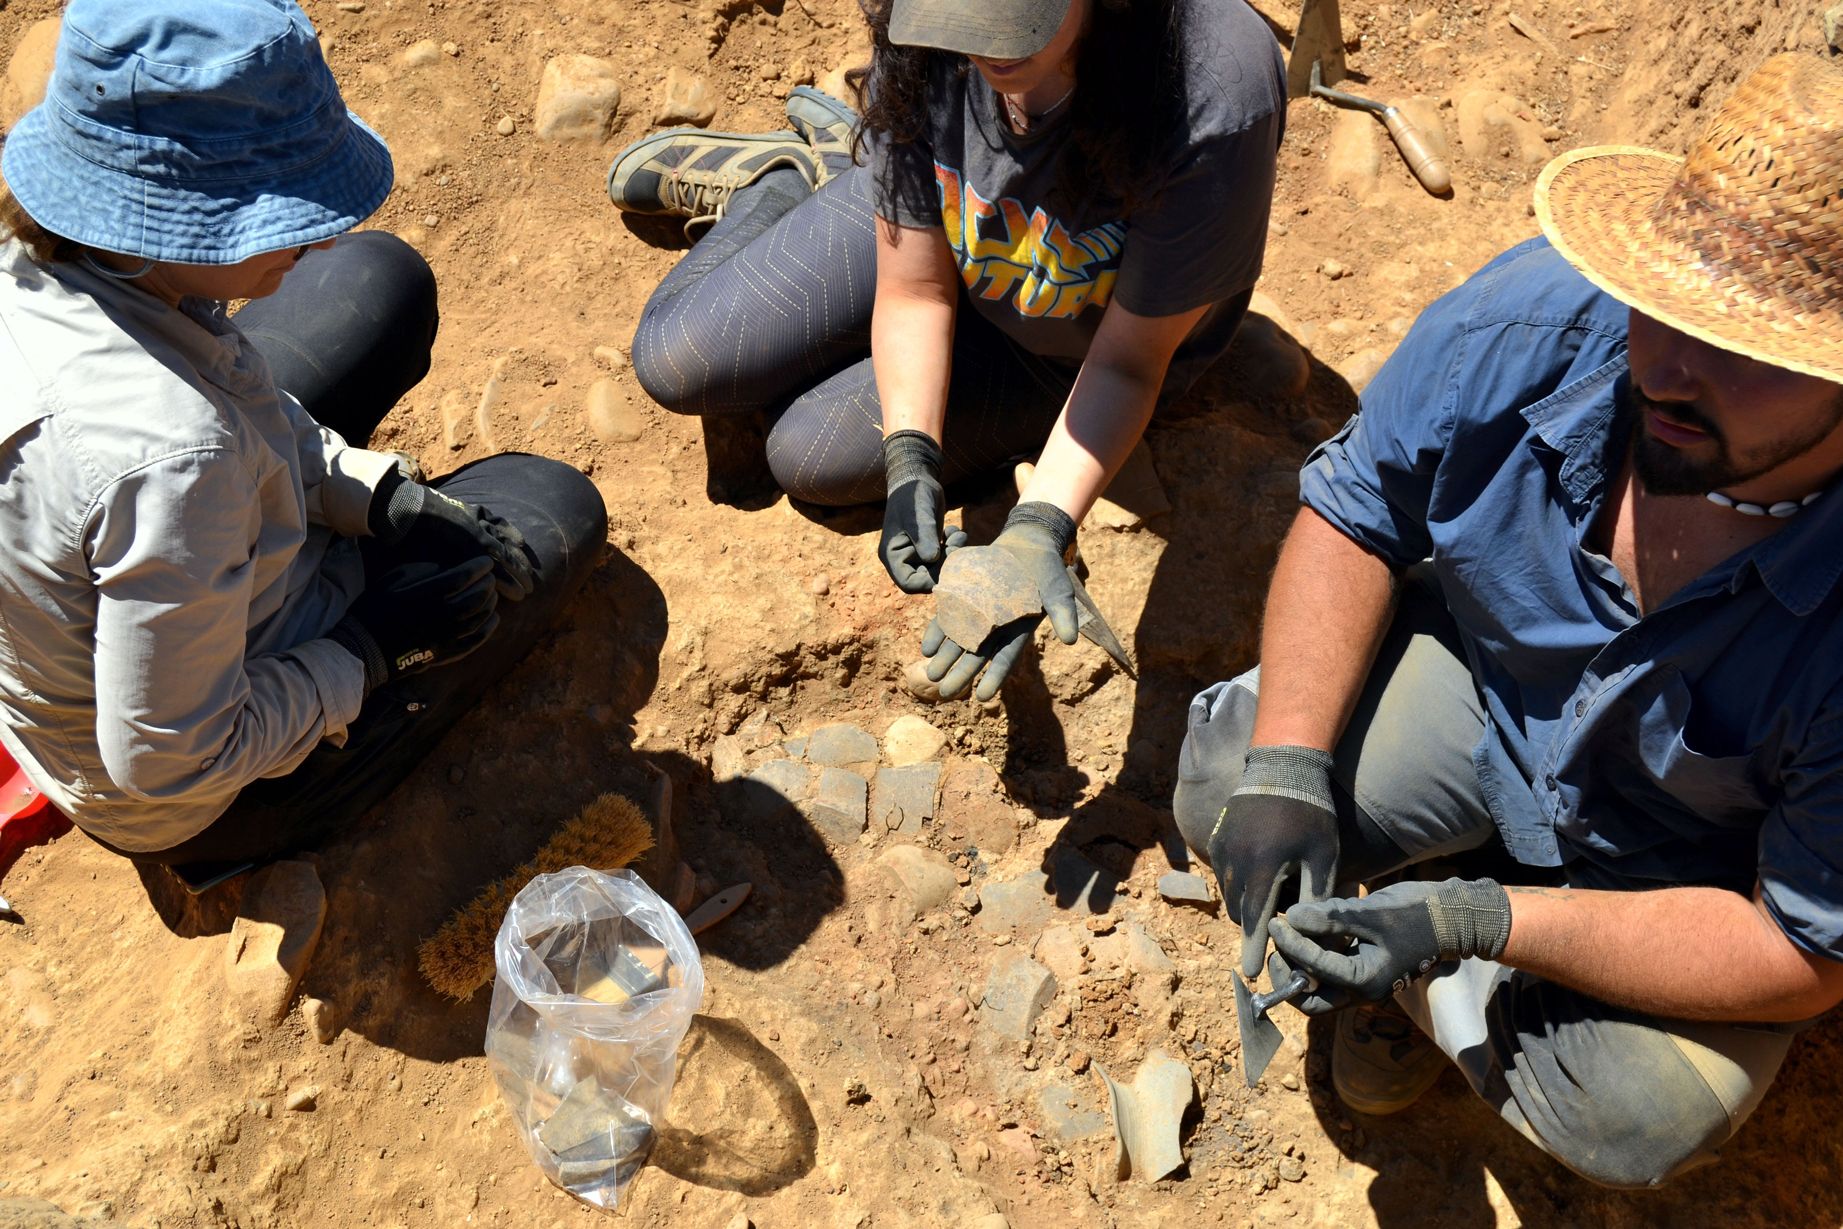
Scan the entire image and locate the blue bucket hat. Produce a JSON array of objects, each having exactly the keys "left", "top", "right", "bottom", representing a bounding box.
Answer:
[{"left": 1, "top": 0, "right": 393, "bottom": 265}]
